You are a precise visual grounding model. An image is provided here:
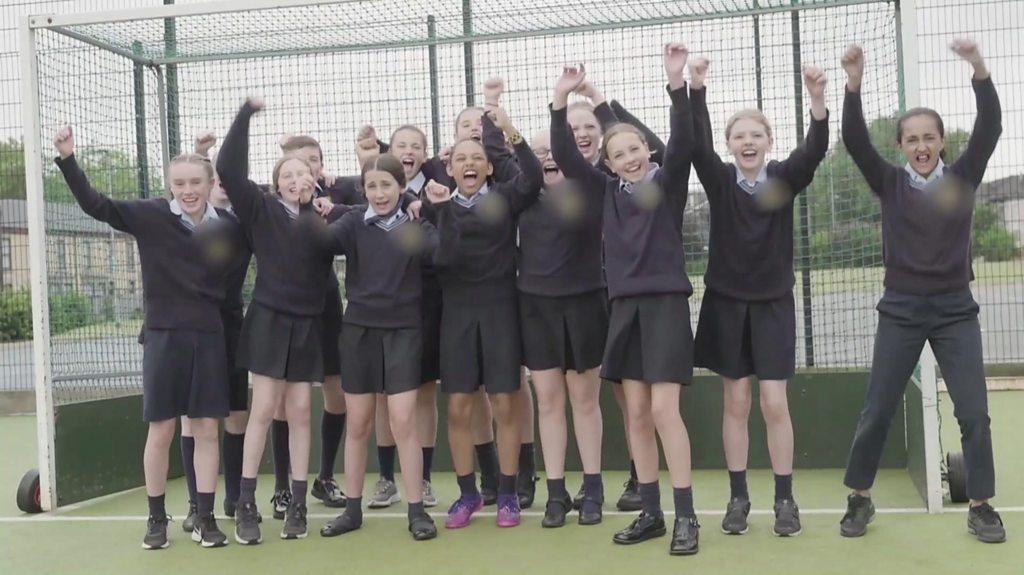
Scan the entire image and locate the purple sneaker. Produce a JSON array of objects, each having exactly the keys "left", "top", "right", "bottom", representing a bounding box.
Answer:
[
  {"left": 445, "top": 494, "right": 483, "bottom": 529},
  {"left": 496, "top": 494, "right": 521, "bottom": 528}
]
